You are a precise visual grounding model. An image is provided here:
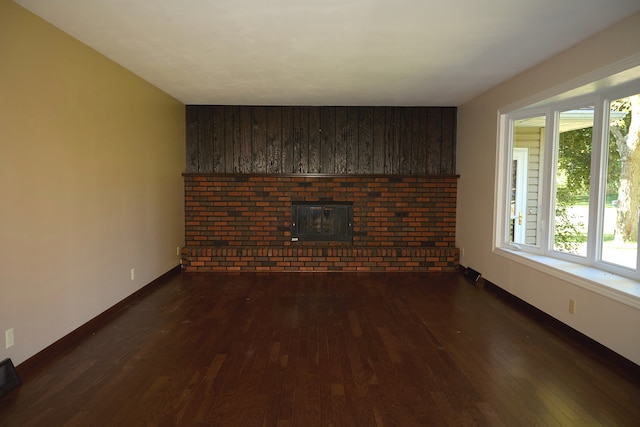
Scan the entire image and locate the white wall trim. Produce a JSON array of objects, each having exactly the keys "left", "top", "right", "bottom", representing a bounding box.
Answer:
[
  {"left": 500, "top": 53, "right": 640, "bottom": 114},
  {"left": 494, "top": 247, "right": 640, "bottom": 310}
]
